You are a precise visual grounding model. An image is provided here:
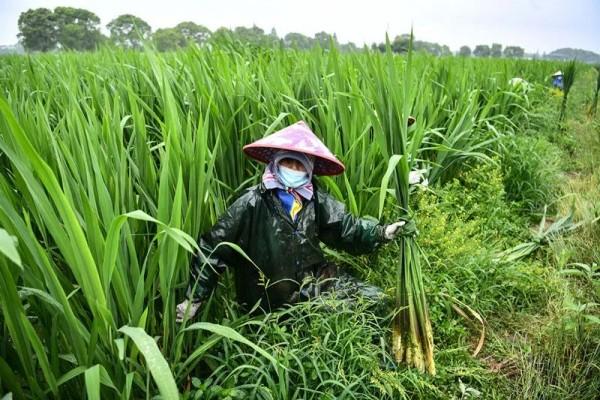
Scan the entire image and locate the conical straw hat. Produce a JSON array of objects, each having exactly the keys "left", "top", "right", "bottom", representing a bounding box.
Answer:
[{"left": 243, "top": 120, "right": 345, "bottom": 176}]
